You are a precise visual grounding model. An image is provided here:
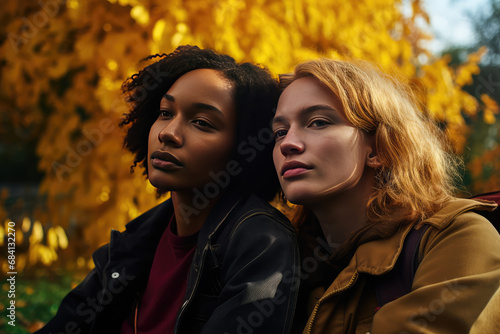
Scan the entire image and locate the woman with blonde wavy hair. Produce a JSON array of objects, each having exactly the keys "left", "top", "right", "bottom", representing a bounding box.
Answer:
[{"left": 272, "top": 58, "right": 500, "bottom": 333}]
